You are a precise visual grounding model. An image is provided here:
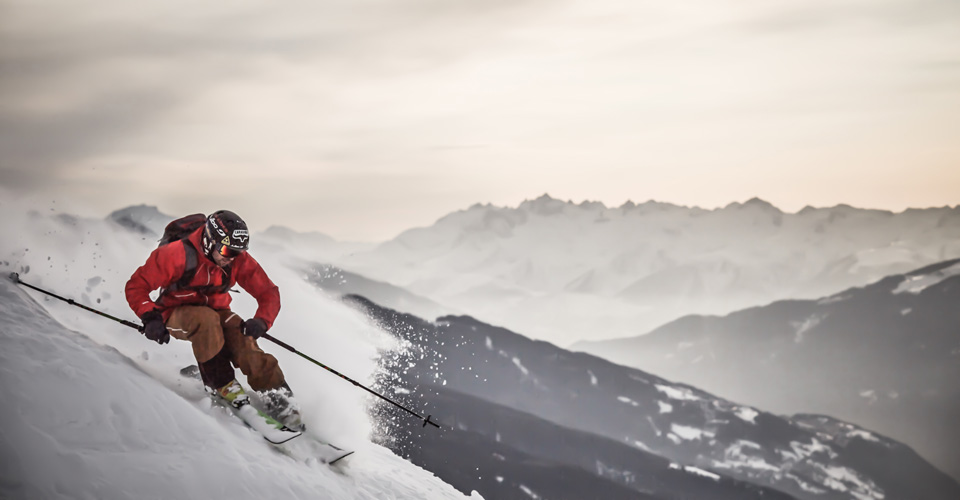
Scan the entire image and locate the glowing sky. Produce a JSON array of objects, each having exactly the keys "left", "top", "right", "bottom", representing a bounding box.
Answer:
[{"left": 2, "top": 0, "right": 958, "bottom": 240}]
